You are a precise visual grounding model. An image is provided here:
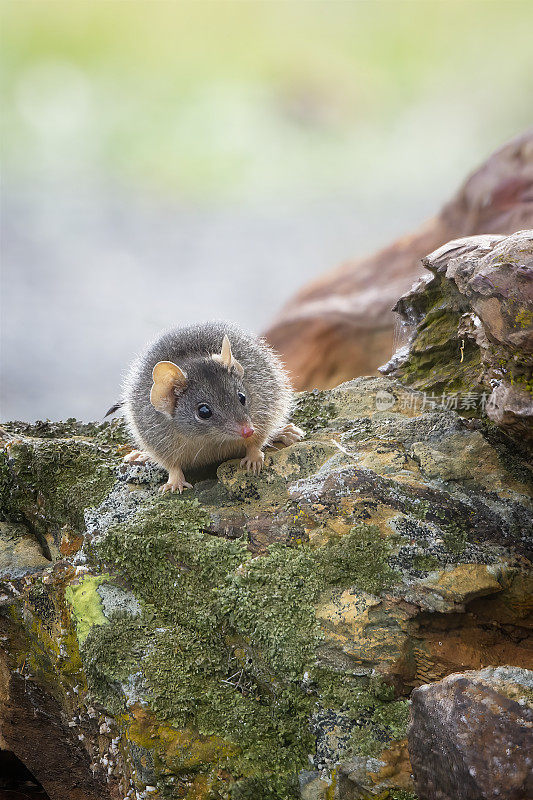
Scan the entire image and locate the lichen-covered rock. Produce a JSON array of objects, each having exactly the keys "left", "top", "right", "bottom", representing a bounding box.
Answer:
[
  {"left": 381, "top": 230, "right": 533, "bottom": 442},
  {"left": 0, "top": 380, "right": 532, "bottom": 799},
  {"left": 408, "top": 667, "right": 533, "bottom": 800}
]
